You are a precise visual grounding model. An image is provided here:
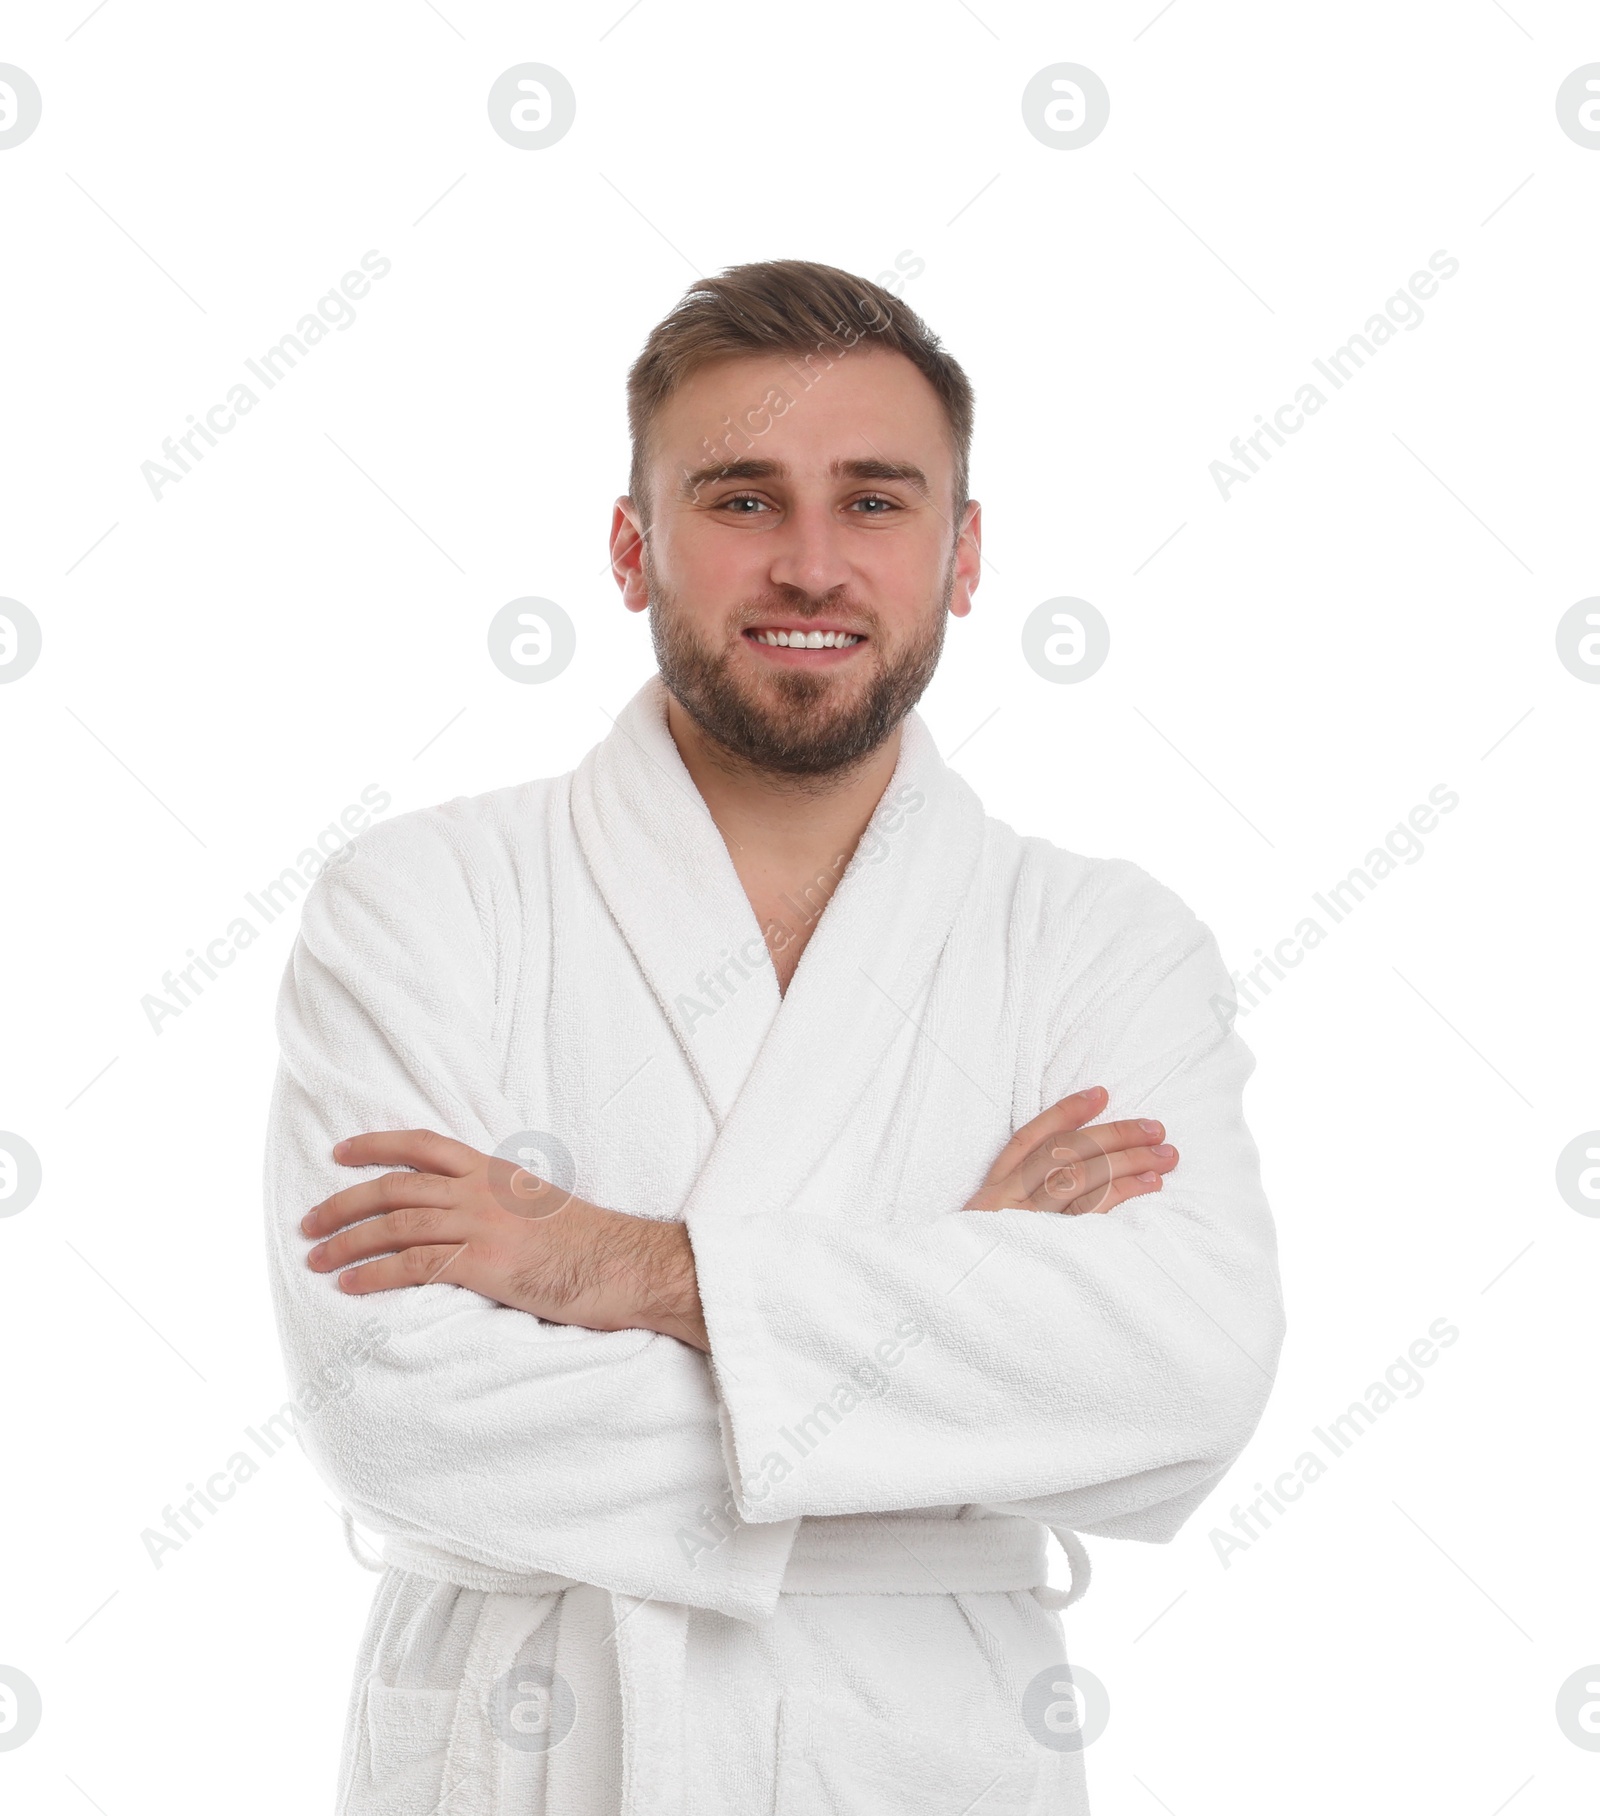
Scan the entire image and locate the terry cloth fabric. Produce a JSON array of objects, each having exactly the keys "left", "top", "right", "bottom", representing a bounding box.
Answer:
[{"left": 263, "top": 676, "right": 1285, "bottom": 1814}]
